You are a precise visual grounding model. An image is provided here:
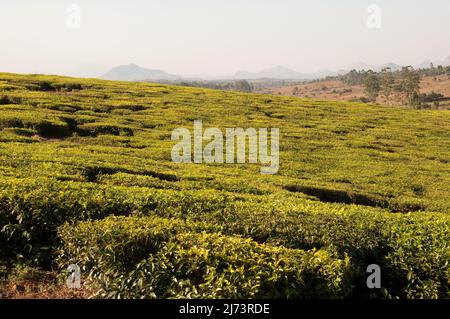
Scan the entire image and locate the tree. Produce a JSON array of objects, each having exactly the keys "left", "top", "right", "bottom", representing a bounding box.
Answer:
[
  {"left": 380, "top": 67, "right": 395, "bottom": 105},
  {"left": 398, "top": 66, "right": 420, "bottom": 105},
  {"left": 234, "top": 80, "right": 253, "bottom": 92},
  {"left": 363, "top": 71, "right": 381, "bottom": 102},
  {"left": 342, "top": 69, "right": 365, "bottom": 85}
]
